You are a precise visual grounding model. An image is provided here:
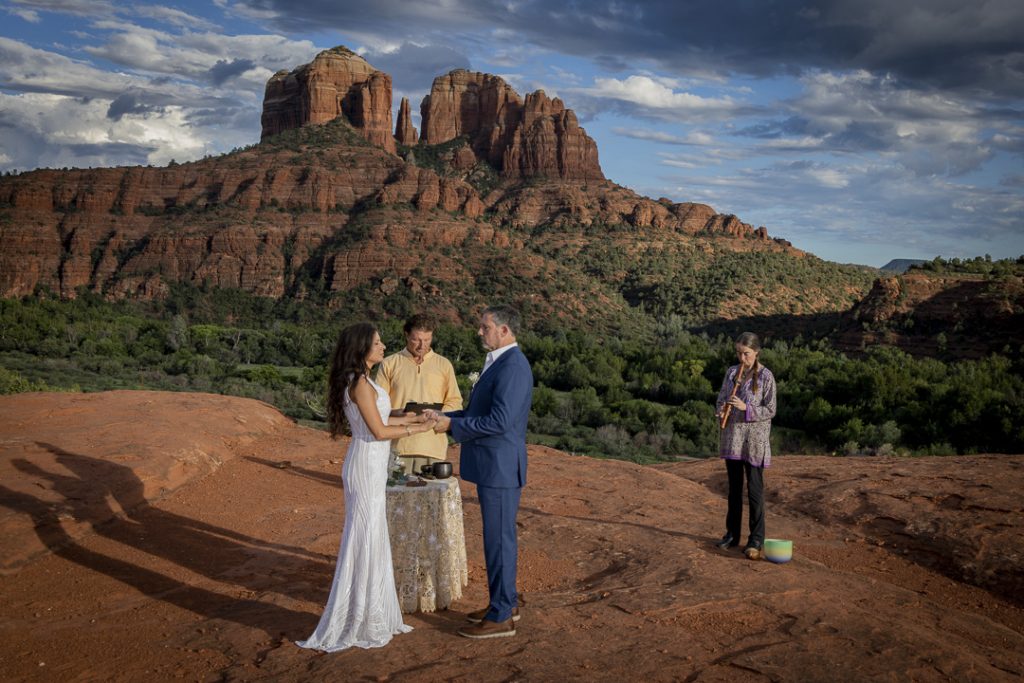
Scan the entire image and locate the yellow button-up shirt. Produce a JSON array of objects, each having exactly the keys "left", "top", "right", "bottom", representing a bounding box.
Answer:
[{"left": 375, "top": 348, "right": 463, "bottom": 459}]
